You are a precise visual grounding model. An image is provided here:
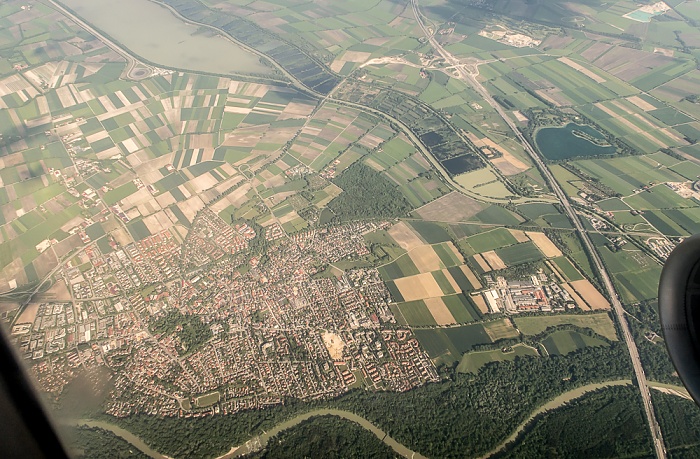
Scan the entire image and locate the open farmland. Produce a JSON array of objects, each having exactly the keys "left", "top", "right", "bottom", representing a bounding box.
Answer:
[
  {"left": 414, "top": 191, "right": 486, "bottom": 222},
  {"left": 570, "top": 279, "right": 611, "bottom": 310},
  {"left": 414, "top": 324, "right": 493, "bottom": 363},
  {"left": 393, "top": 272, "right": 444, "bottom": 302},
  {"left": 599, "top": 246, "right": 663, "bottom": 303},
  {"left": 495, "top": 241, "right": 544, "bottom": 266},
  {"left": 465, "top": 227, "right": 518, "bottom": 253},
  {"left": 4, "top": 0, "right": 700, "bottom": 454}
]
